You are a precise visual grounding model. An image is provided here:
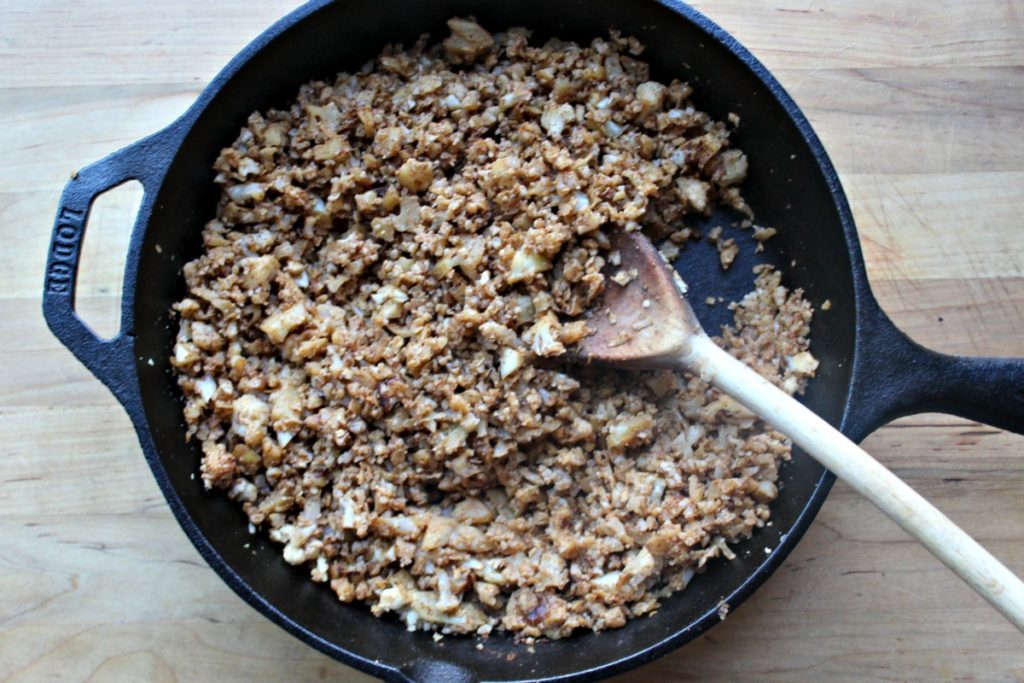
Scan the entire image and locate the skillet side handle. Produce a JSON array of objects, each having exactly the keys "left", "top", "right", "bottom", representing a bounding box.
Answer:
[
  {"left": 845, "top": 301, "right": 1024, "bottom": 438},
  {"left": 42, "top": 126, "right": 180, "bottom": 408}
]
